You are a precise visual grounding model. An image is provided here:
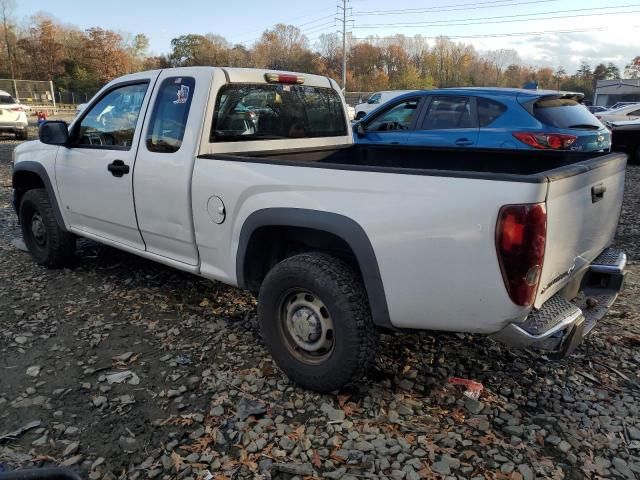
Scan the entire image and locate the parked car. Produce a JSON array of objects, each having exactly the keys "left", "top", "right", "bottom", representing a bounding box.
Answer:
[
  {"left": 0, "top": 89, "right": 29, "bottom": 140},
  {"left": 354, "top": 88, "right": 610, "bottom": 152},
  {"left": 346, "top": 104, "right": 355, "bottom": 121},
  {"left": 354, "top": 90, "right": 417, "bottom": 120},
  {"left": 587, "top": 105, "right": 608, "bottom": 114},
  {"left": 608, "top": 101, "right": 640, "bottom": 110},
  {"left": 13, "top": 67, "right": 626, "bottom": 391},
  {"left": 596, "top": 103, "right": 640, "bottom": 123},
  {"left": 610, "top": 118, "right": 640, "bottom": 163}
]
